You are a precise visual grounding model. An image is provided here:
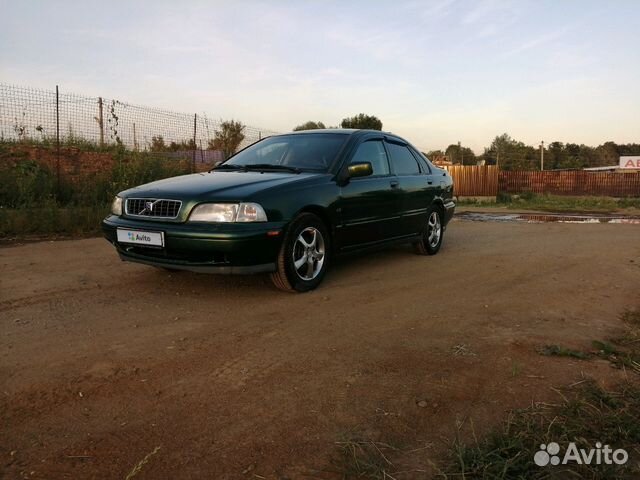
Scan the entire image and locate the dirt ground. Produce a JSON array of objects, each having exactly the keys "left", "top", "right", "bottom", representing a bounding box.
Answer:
[{"left": 1, "top": 219, "right": 639, "bottom": 479}]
